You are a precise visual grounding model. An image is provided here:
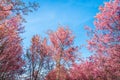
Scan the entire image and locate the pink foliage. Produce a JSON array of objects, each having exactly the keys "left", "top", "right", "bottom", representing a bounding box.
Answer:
[
  {"left": 48, "top": 27, "right": 77, "bottom": 63},
  {"left": 0, "top": 15, "right": 24, "bottom": 78},
  {"left": 70, "top": 0, "right": 120, "bottom": 80}
]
